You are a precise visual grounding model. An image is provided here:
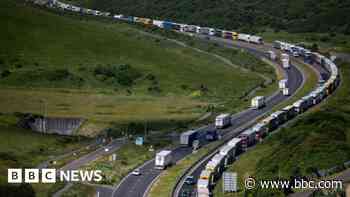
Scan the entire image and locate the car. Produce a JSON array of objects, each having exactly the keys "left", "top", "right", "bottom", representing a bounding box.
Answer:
[
  {"left": 184, "top": 176, "right": 195, "bottom": 185},
  {"left": 132, "top": 169, "right": 141, "bottom": 176},
  {"left": 104, "top": 148, "right": 109, "bottom": 152}
]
